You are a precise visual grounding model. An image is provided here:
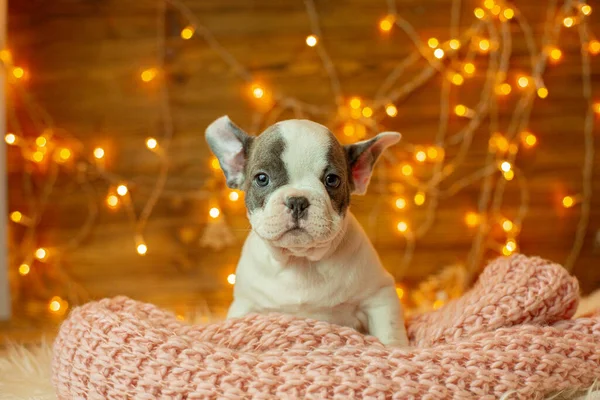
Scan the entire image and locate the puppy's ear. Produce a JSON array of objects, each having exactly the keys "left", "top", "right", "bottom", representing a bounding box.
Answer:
[
  {"left": 205, "top": 116, "right": 254, "bottom": 189},
  {"left": 345, "top": 132, "right": 401, "bottom": 195}
]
